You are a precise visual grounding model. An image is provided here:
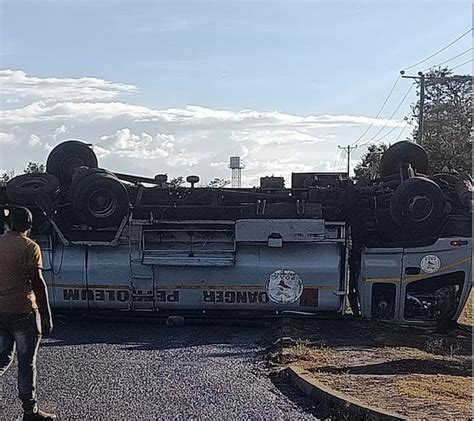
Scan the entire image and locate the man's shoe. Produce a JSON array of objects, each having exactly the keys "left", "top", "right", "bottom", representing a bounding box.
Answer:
[{"left": 23, "top": 409, "right": 56, "bottom": 420}]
